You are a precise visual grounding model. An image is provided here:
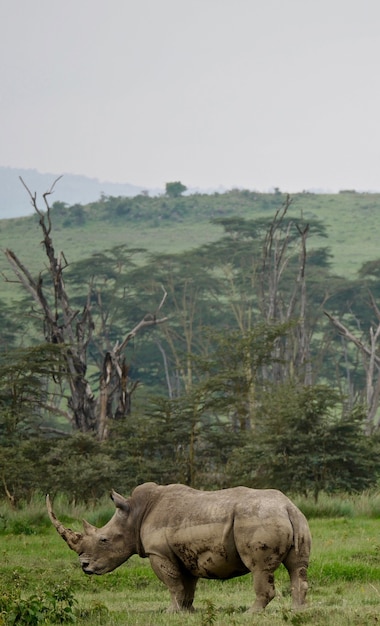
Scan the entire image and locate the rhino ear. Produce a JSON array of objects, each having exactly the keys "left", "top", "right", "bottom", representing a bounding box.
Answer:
[{"left": 111, "top": 490, "right": 130, "bottom": 513}]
